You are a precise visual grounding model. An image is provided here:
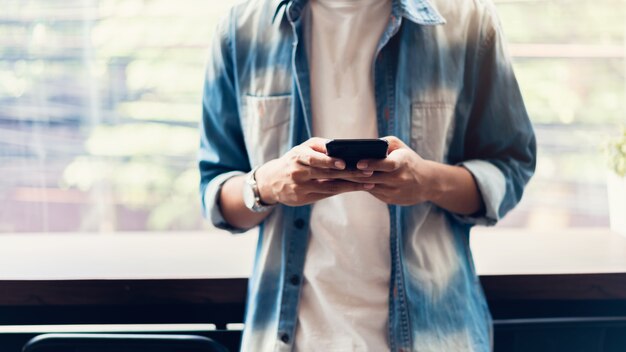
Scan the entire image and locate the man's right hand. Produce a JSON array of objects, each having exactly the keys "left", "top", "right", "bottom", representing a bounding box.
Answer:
[{"left": 255, "top": 137, "right": 375, "bottom": 206}]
